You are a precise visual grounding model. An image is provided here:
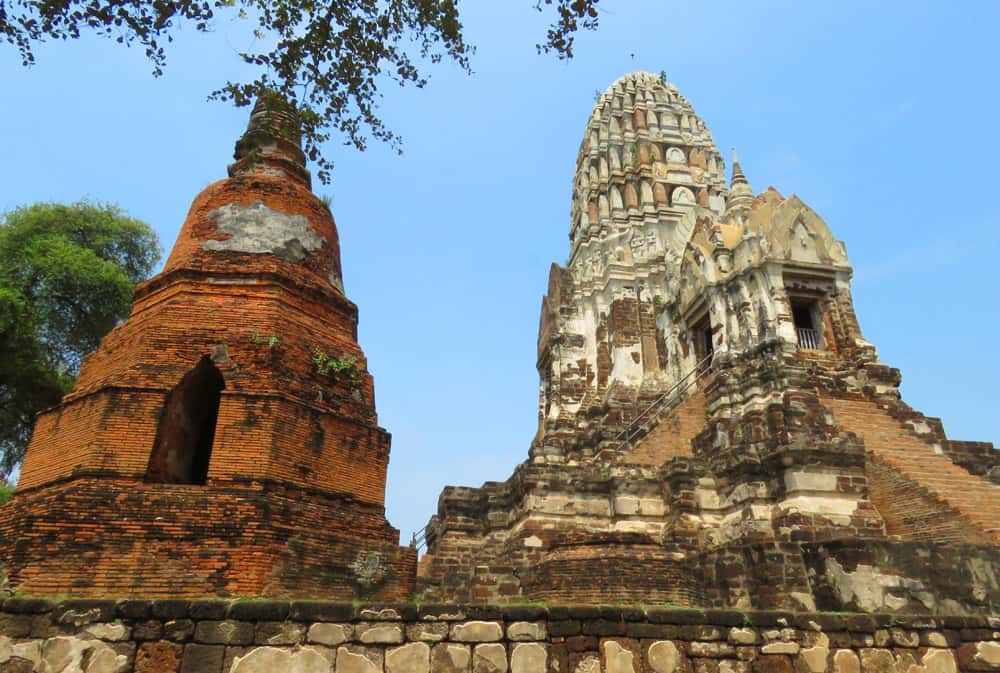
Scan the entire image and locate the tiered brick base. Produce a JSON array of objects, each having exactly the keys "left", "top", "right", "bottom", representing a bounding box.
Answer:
[{"left": 0, "top": 479, "right": 415, "bottom": 600}]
